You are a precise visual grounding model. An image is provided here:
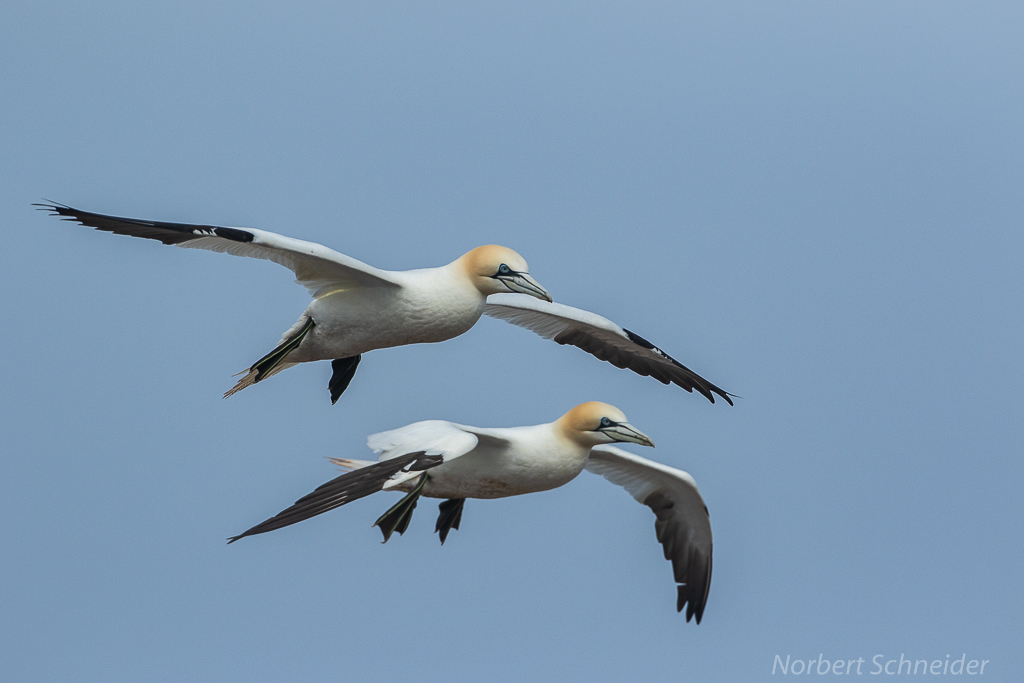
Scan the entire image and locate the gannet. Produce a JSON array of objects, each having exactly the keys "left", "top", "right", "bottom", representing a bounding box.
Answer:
[
  {"left": 37, "top": 202, "right": 551, "bottom": 403},
  {"left": 37, "top": 202, "right": 732, "bottom": 405},
  {"left": 229, "top": 401, "right": 713, "bottom": 621}
]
